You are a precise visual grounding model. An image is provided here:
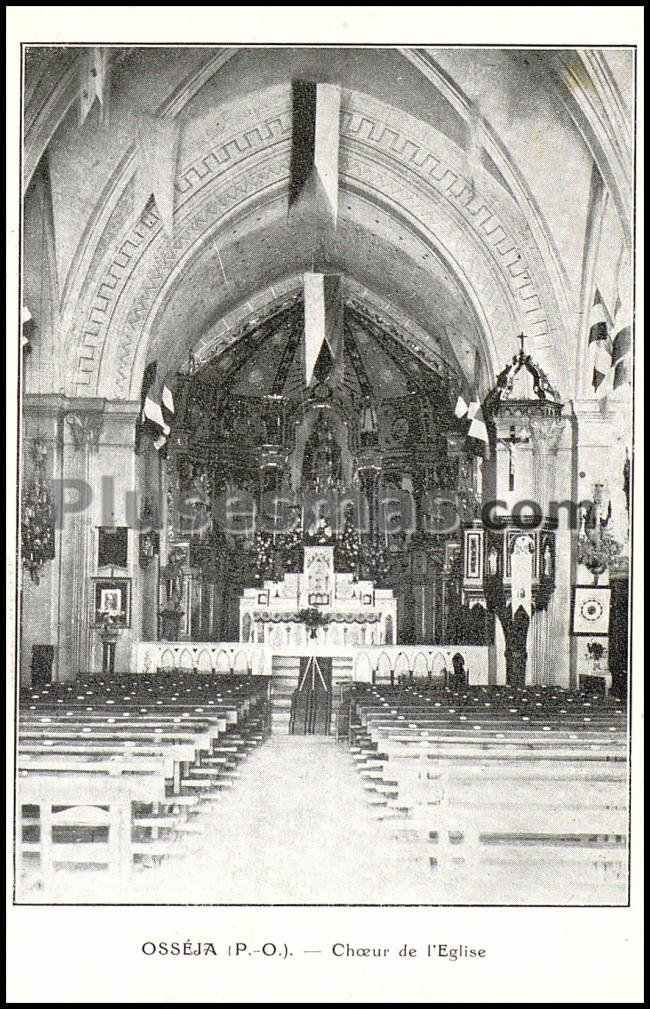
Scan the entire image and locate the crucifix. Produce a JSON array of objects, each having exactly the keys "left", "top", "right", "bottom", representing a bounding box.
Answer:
[{"left": 517, "top": 332, "right": 528, "bottom": 359}]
